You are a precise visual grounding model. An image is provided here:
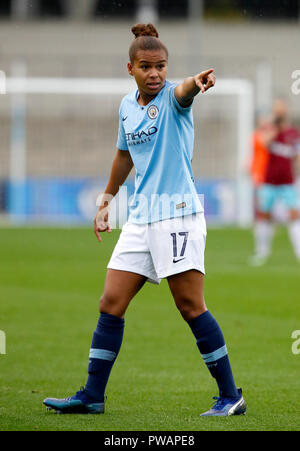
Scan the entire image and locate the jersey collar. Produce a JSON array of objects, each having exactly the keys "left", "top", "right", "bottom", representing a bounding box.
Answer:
[{"left": 135, "top": 81, "right": 167, "bottom": 108}]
